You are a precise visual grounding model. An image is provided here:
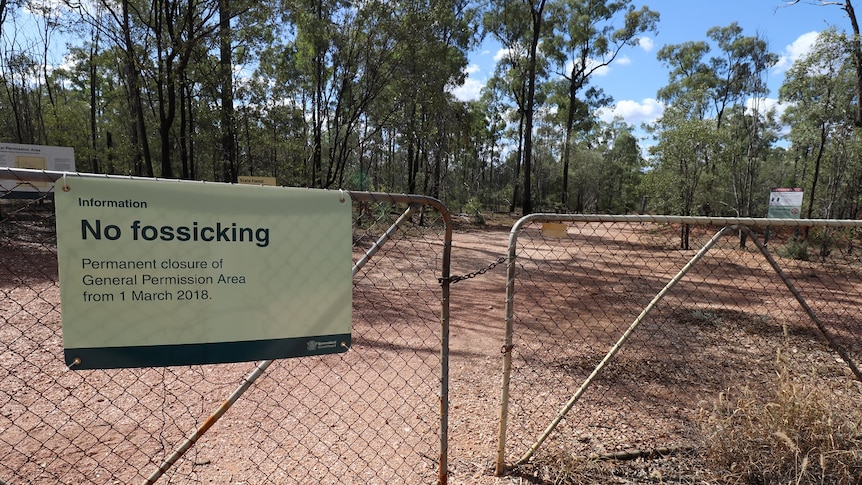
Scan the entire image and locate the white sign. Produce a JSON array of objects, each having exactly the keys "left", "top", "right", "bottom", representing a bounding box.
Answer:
[
  {"left": 767, "top": 188, "right": 803, "bottom": 219},
  {"left": 0, "top": 143, "right": 75, "bottom": 196}
]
